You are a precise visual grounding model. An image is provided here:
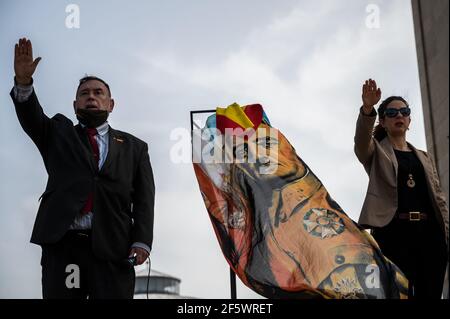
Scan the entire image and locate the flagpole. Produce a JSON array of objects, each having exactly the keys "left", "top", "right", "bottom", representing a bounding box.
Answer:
[
  {"left": 190, "top": 109, "right": 238, "bottom": 300},
  {"left": 230, "top": 268, "right": 237, "bottom": 299}
]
